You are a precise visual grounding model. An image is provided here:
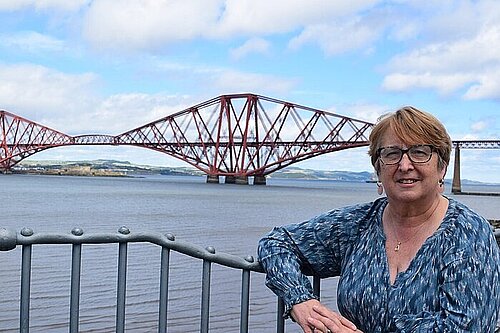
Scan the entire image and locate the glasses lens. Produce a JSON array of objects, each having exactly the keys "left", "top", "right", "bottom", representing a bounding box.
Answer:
[
  {"left": 379, "top": 145, "right": 433, "bottom": 165},
  {"left": 408, "top": 145, "right": 433, "bottom": 162},
  {"left": 379, "top": 147, "right": 402, "bottom": 164}
]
